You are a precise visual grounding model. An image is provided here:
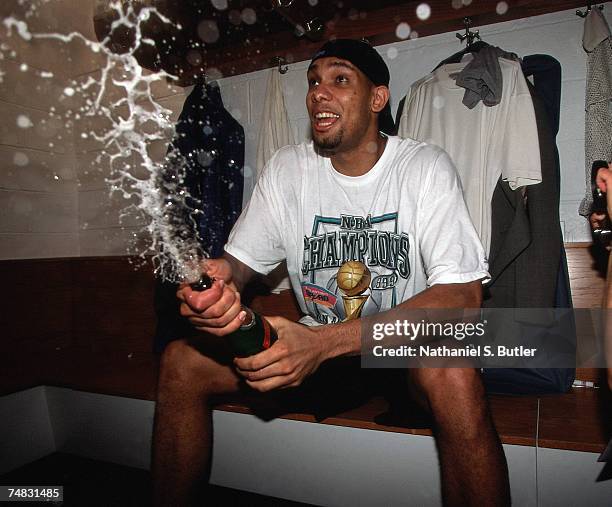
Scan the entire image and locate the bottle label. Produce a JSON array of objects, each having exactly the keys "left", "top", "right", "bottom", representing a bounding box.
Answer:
[{"left": 262, "top": 316, "right": 273, "bottom": 350}]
